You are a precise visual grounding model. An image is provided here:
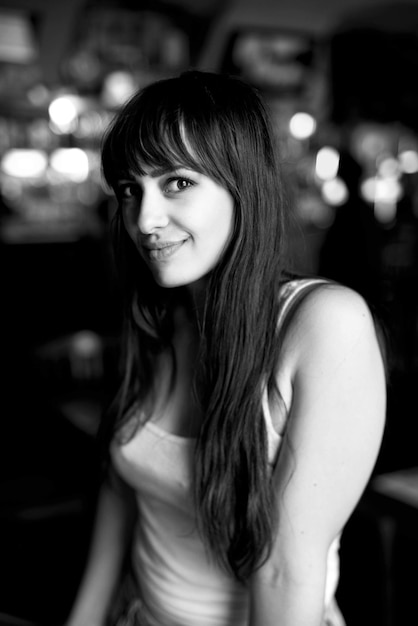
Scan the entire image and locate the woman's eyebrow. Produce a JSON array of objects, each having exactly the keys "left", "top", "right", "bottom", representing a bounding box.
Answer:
[
  {"left": 115, "top": 164, "right": 189, "bottom": 183},
  {"left": 148, "top": 164, "right": 185, "bottom": 178}
]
